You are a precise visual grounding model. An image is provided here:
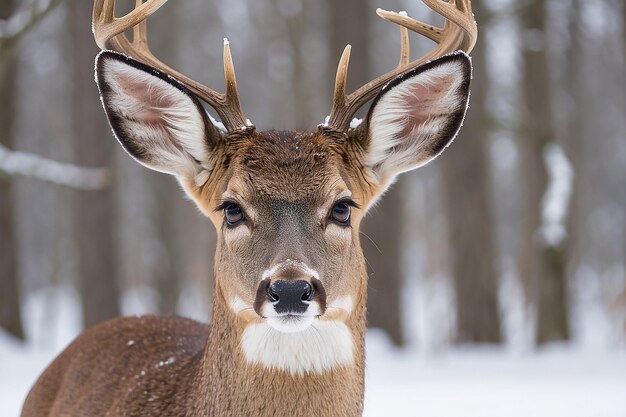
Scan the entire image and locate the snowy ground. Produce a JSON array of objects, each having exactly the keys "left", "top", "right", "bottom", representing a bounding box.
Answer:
[
  {"left": 2, "top": 327, "right": 626, "bottom": 417},
  {"left": 364, "top": 332, "right": 626, "bottom": 417}
]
